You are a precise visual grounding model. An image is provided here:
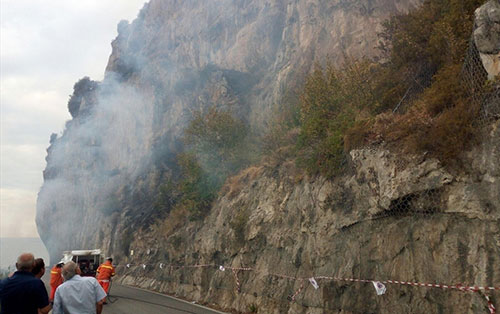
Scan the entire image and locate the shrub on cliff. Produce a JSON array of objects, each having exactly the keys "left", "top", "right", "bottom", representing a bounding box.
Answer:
[
  {"left": 374, "top": 64, "right": 481, "bottom": 165},
  {"left": 296, "top": 60, "right": 383, "bottom": 177},
  {"left": 155, "top": 153, "right": 216, "bottom": 221},
  {"left": 370, "top": 0, "right": 486, "bottom": 164},
  {"left": 68, "top": 77, "right": 98, "bottom": 118},
  {"left": 184, "top": 106, "right": 254, "bottom": 187},
  {"left": 379, "top": 0, "right": 485, "bottom": 71},
  {"left": 155, "top": 108, "right": 253, "bottom": 221},
  {"left": 293, "top": 0, "right": 487, "bottom": 176},
  {"left": 262, "top": 88, "right": 301, "bottom": 160}
]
